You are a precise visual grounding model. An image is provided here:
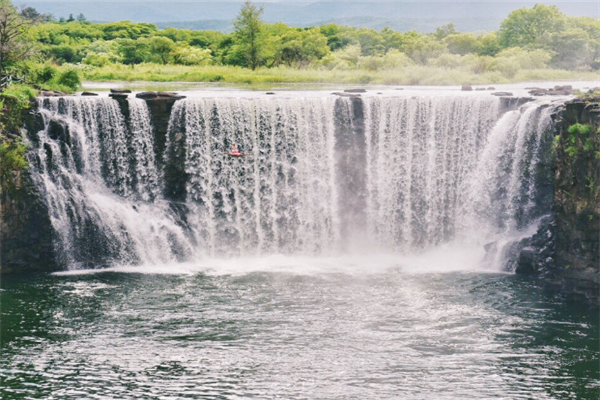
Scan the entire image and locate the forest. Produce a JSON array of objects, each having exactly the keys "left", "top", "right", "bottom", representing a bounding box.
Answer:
[{"left": 1, "top": 0, "right": 598, "bottom": 89}]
